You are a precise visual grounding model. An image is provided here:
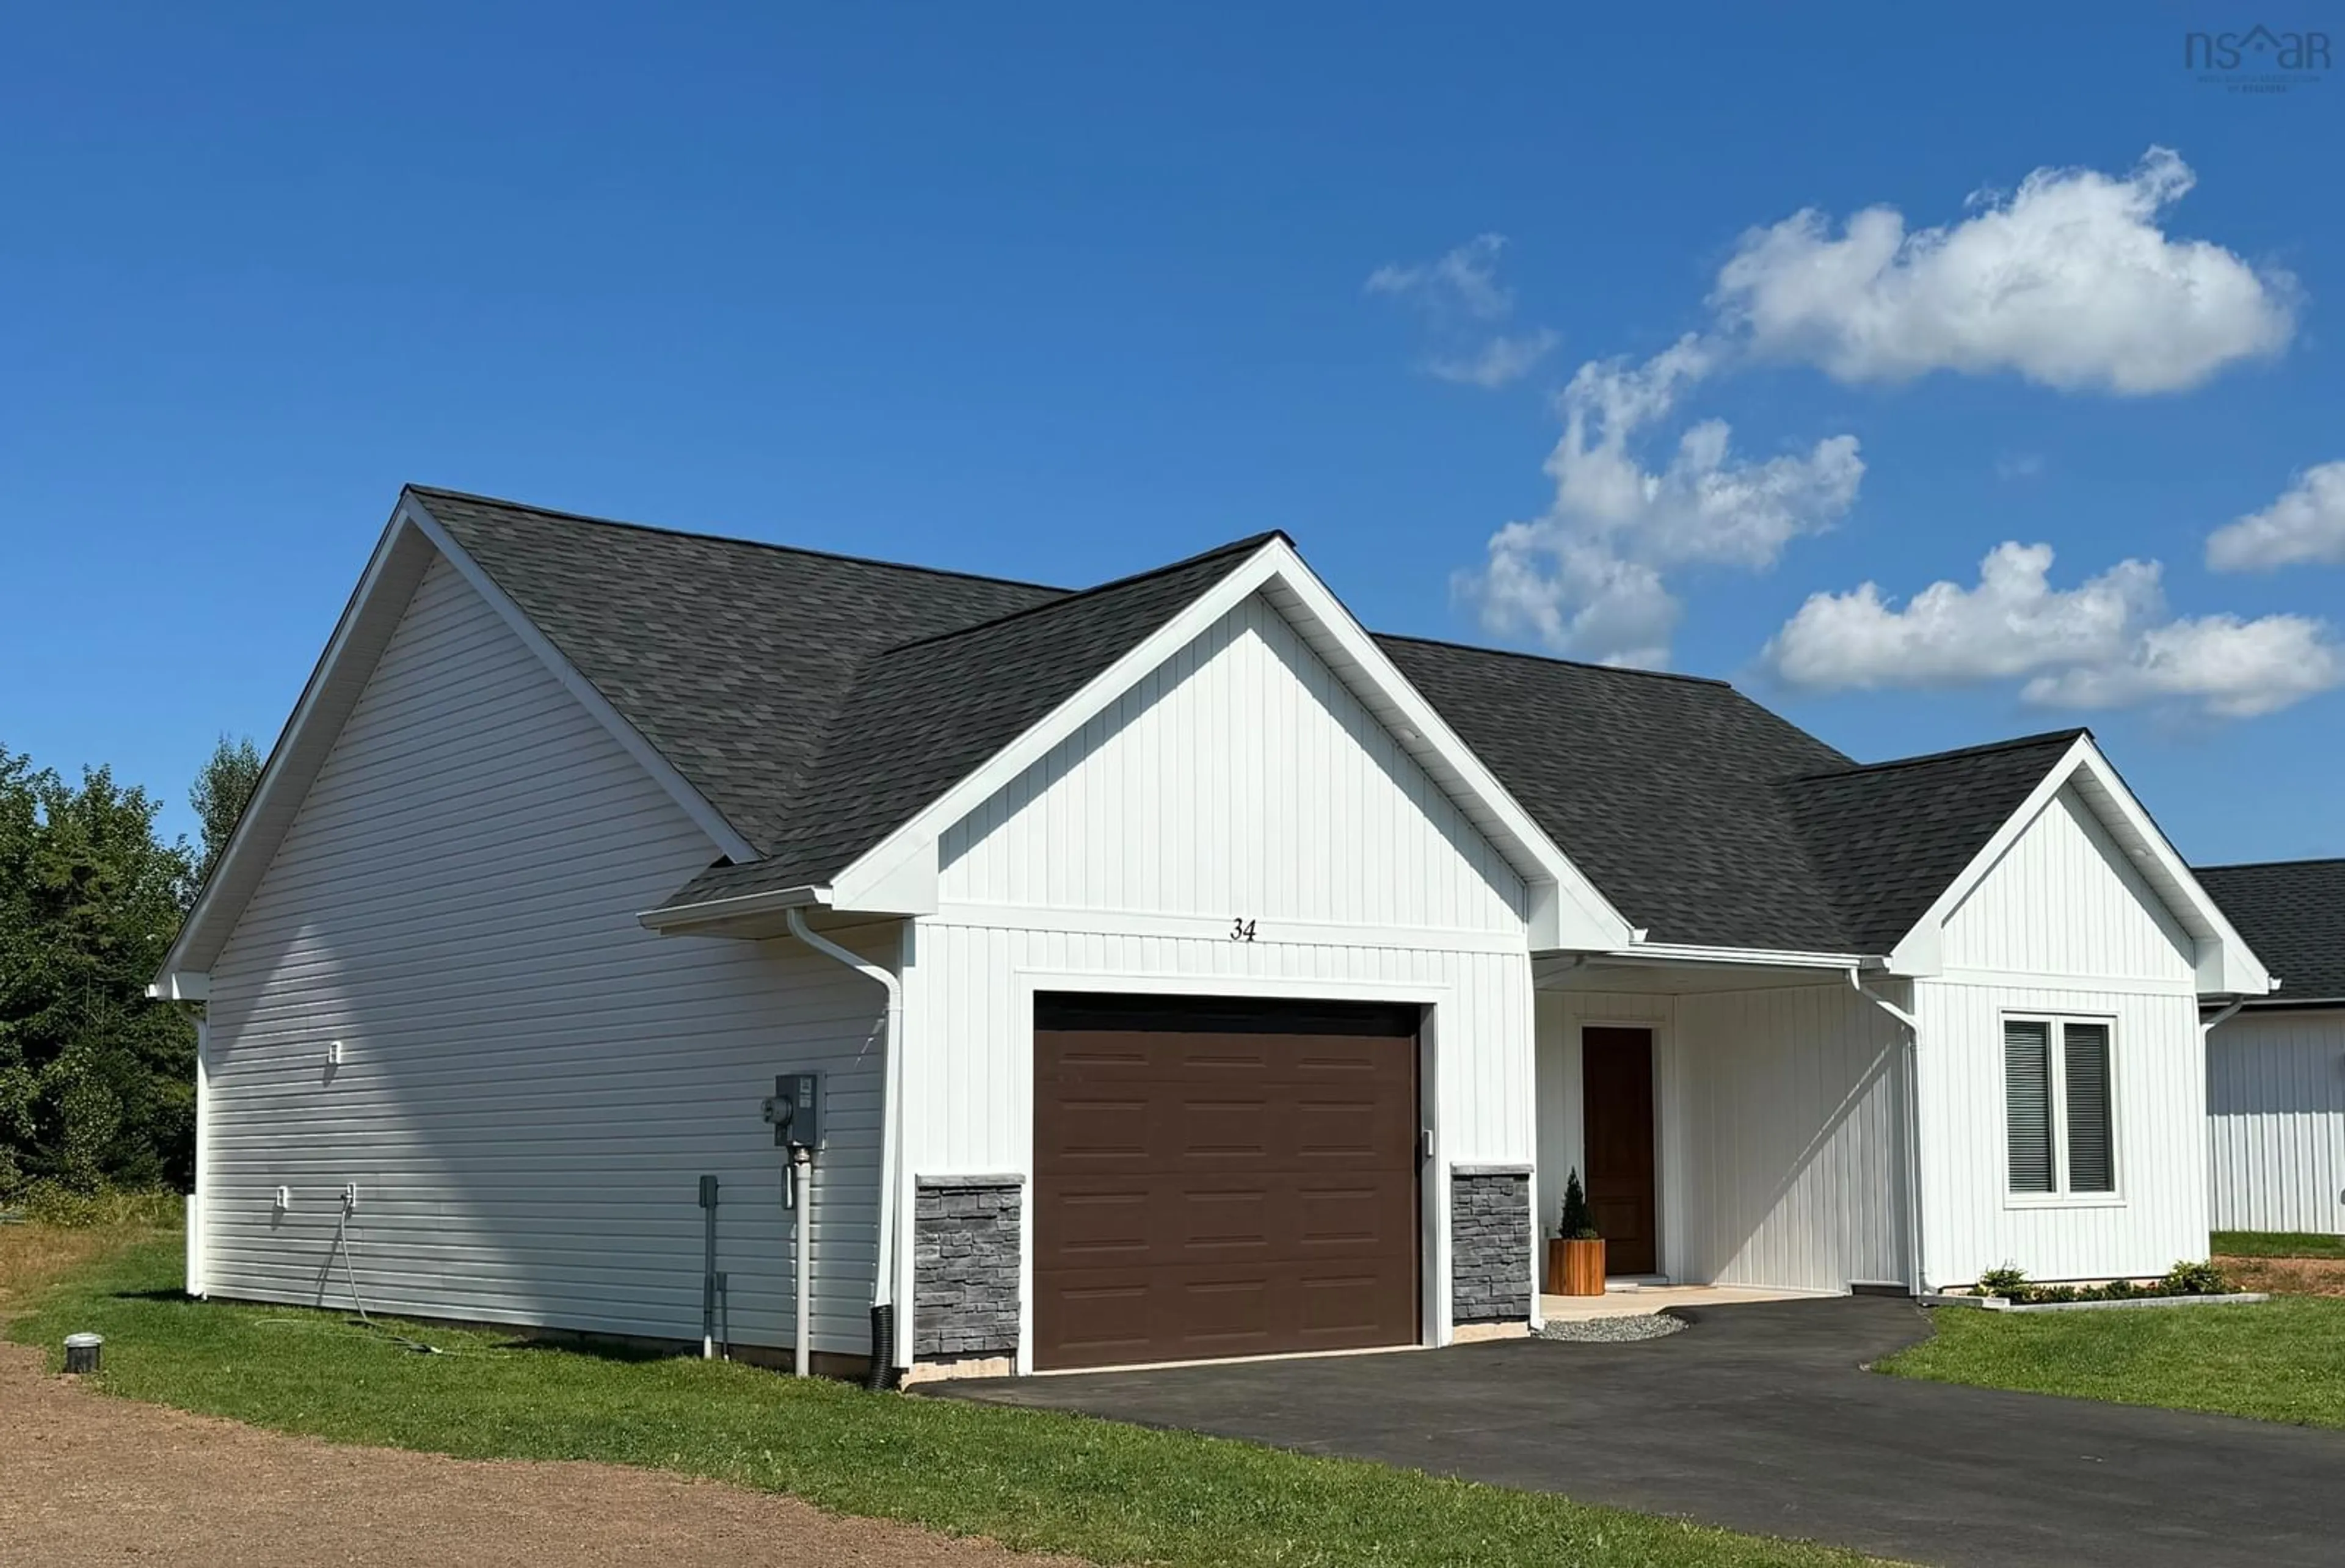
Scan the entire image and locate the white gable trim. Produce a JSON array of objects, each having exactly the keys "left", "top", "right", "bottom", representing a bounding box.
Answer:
[
  {"left": 828, "top": 538, "right": 1634, "bottom": 950},
  {"left": 398, "top": 495, "right": 759, "bottom": 866},
  {"left": 1886, "top": 735, "right": 2274, "bottom": 997},
  {"left": 153, "top": 495, "right": 758, "bottom": 989}
]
